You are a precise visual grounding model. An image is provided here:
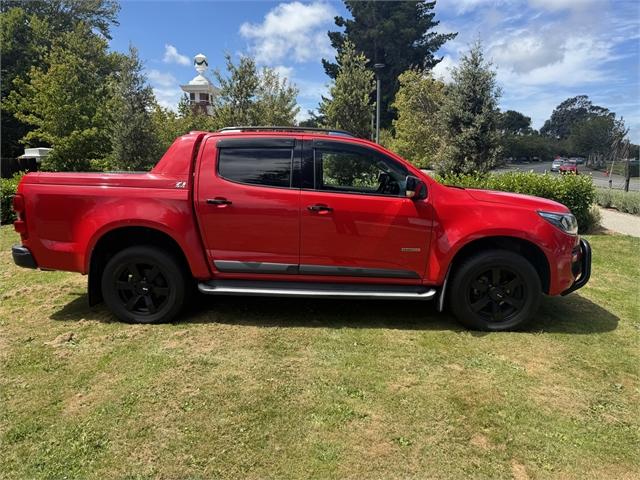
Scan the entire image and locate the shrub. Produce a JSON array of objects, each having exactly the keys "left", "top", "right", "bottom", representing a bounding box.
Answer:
[
  {"left": 436, "top": 171, "right": 597, "bottom": 233},
  {"left": 1, "top": 172, "right": 25, "bottom": 225},
  {"left": 596, "top": 188, "right": 640, "bottom": 215}
]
